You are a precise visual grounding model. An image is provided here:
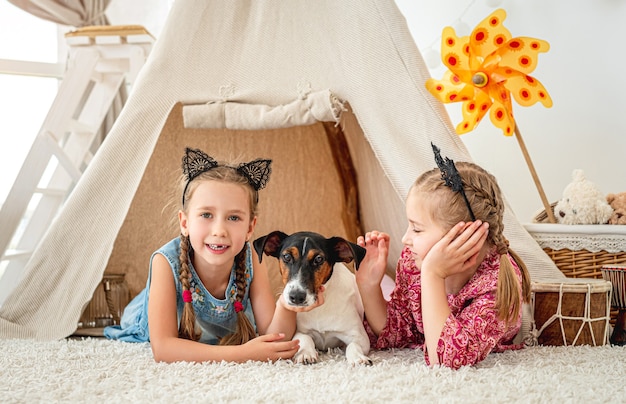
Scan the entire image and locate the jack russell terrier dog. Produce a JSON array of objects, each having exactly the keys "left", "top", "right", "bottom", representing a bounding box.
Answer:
[{"left": 254, "top": 230, "right": 372, "bottom": 365}]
